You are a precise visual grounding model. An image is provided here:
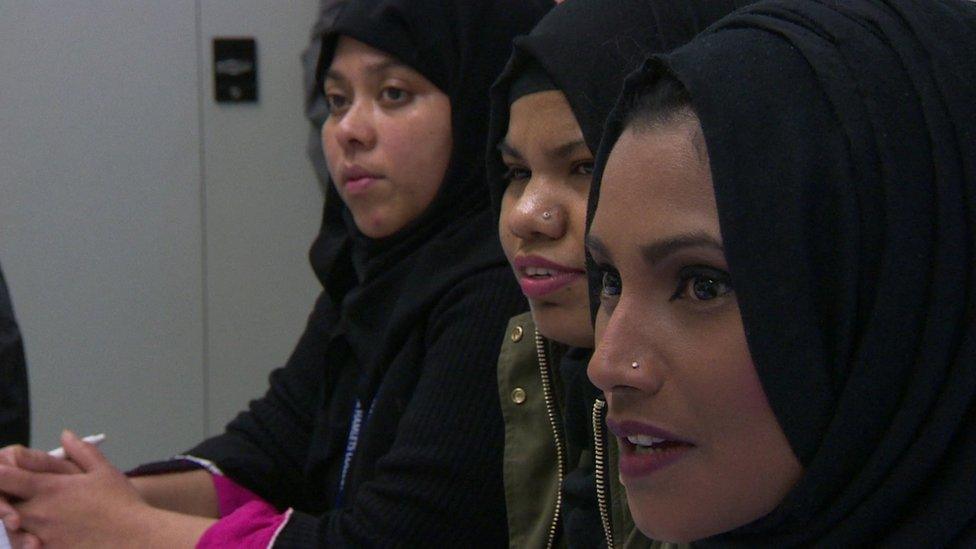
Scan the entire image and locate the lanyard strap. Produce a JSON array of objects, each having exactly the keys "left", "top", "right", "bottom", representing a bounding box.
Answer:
[{"left": 335, "top": 398, "right": 373, "bottom": 507}]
